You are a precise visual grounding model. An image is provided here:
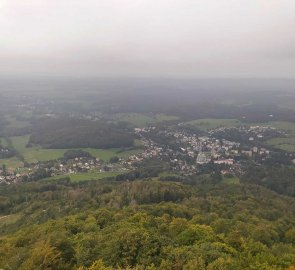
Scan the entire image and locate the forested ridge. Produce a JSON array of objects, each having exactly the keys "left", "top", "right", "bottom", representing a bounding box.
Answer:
[
  {"left": 241, "top": 165, "right": 295, "bottom": 197},
  {"left": 1, "top": 178, "right": 295, "bottom": 269},
  {"left": 28, "top": 118, "right": 134, "bottom": 149}
]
